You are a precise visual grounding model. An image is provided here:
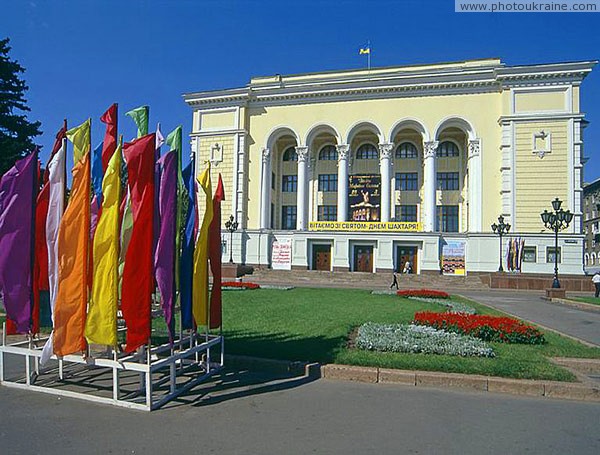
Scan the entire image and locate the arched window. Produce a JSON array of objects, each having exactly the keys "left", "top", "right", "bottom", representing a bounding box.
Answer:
[
  {"left": 282, "top": 147, "right": 298, "bottom": 161},
  {"left": 319, "top": 145, "right": 338, "bottom": 160},
  {"left": 356, "top": 143, "right": 378, "bottom": 159},
  {"left": 395, "top": 142, "right": 417, "bottom": 159},
  {"left": 437, "top": 141, "right": 459, "bottom": 157}
]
